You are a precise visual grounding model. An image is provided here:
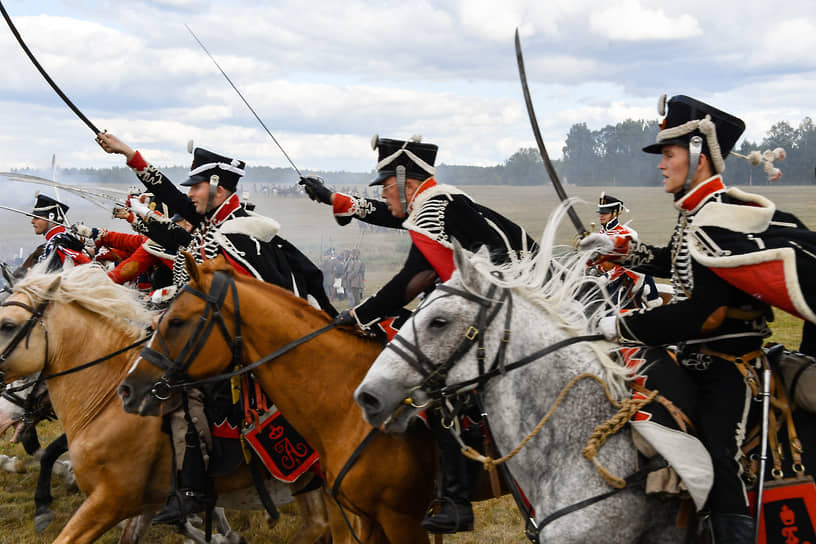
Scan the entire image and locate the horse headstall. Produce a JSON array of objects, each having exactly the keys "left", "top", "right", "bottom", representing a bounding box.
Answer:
[
  {"left": 141, "top": 270, "right": 244, "bottom": 399},
  {"left": 0, "top": 297, "right": 52, "bottom": 384},
  {"left": 385, "top": 282, "right": 512, "bottom": 407}
]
